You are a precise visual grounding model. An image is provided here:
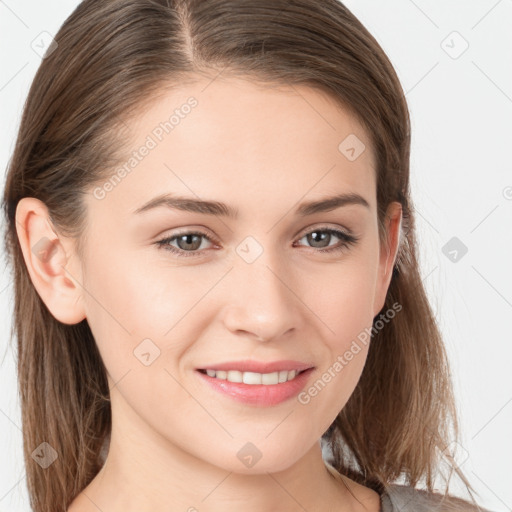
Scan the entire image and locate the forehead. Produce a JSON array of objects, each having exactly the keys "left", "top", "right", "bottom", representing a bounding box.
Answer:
[{"left": 86, "top": 76, "right": 376, "bottom": 222}]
